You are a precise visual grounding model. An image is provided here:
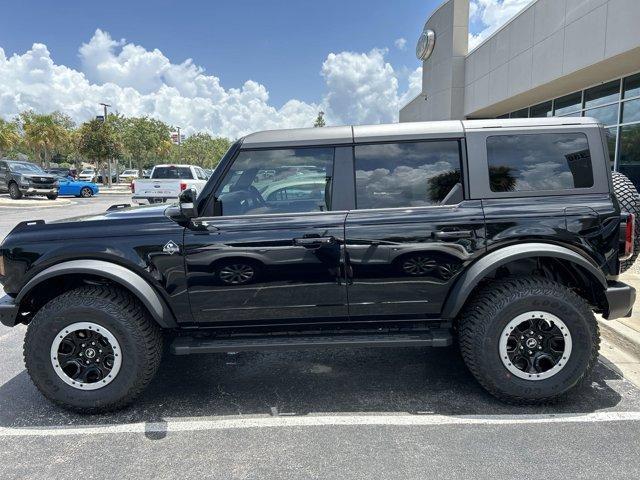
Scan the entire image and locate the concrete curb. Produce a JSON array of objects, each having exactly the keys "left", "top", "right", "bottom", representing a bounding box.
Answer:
[{"left": 599, "top": 319, "right": 640, "bottom": 360}]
